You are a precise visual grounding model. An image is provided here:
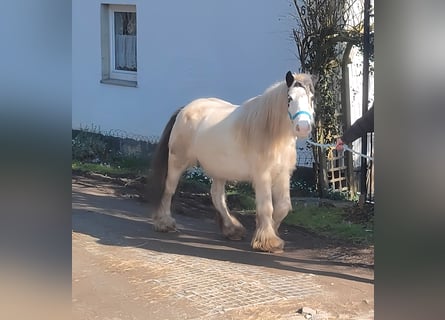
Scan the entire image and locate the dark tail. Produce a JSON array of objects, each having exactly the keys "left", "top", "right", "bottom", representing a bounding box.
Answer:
[{"left": 147, "top": 108, "right": 183, "bottom": 210}]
